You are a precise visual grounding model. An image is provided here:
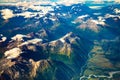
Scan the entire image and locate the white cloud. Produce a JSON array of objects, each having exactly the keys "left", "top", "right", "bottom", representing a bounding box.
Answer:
[
  {"left": 16, "top": 2, "right": 54, "bottom": 18},
  {"left": 0, "top": 6, "right": 53, "bottom": 19},
  {"left": 16, "top": 12, "right": 38, "bottom": 18},
  {"left": 57, "top": 0, "right": 85, "bottom": 6},
  {"left": 28, "top": 4, "right": 54, "bottom": 13},
  {"left": 0, "top": 0, "right": 17, "bottom": 2},
  {"left": 0, "top": 1, "right": 54, "bottom": 19},
  {"left": 4, "top": 48, "right": 22, "bottom": 59},
  {"left": 93, "top": 0, "right": 104, "bottom": 3},
  {"left": 0, "top": 9, "right": 14, "bottom": 20},
  {"left": 38, "top": 6, "right": 54, "bottom": 14},
  {"left": 93, "top": 13, "right": 101, "bottom": 15},
  {"left": 89, "top": 6, "right": 103, "bottom": 9},
  {"left": 115, "top": 0, "right": 120, "bottom": 3}
]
